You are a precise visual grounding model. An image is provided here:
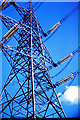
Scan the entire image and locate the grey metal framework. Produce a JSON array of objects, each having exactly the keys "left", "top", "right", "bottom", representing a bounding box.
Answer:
[{"left": 0, "top": 0, "right": 73, "bottom": 119}]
